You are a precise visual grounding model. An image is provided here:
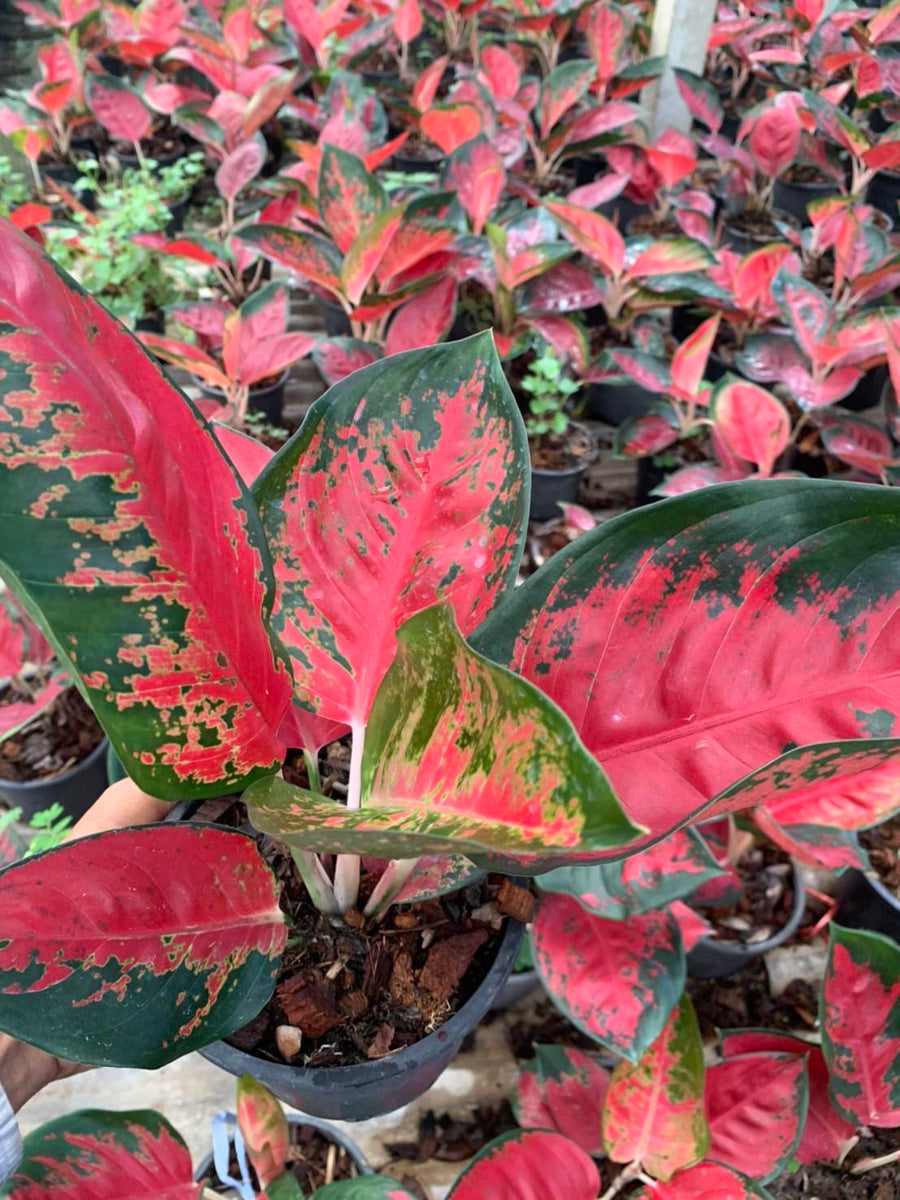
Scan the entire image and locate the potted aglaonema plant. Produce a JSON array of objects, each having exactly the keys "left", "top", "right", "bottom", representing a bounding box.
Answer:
[
  {"left": 0, "top": 587, "right": 107, "bottom": 822},
  {"left": 521, "top": 347, "right": 596, "bottom": 521},
  {"left": 0, "top": 218, "right": 897, "bottom": 1134}
]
